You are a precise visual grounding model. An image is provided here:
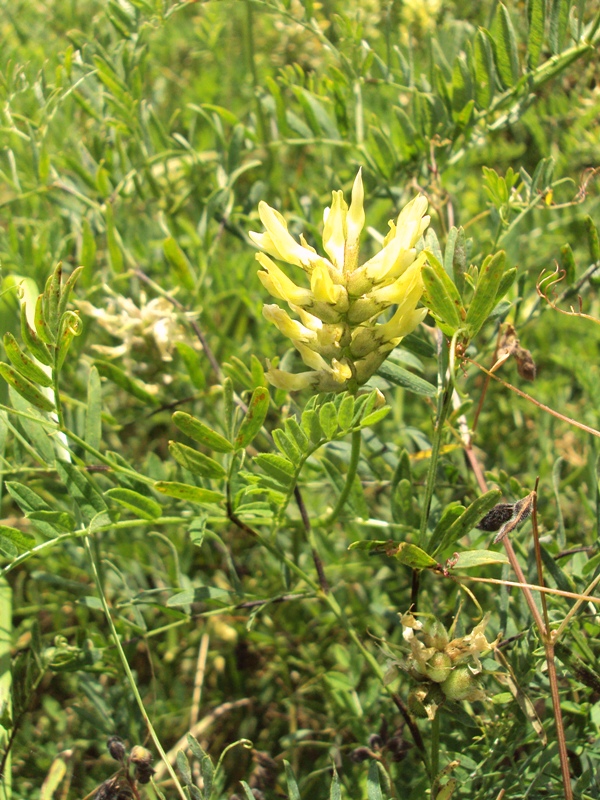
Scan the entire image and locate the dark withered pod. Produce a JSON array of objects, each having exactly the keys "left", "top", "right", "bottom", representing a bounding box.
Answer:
[
  {"left": 94, "top": 777, "right": 133, "bottom": 800},
  {"left": 107, "top": 736, "right": 126, "bottom": 763},
  {"left": 476, "top": 503, "right": 516, "bottom": 532},
  {"left": 134, "top": 764, "right": 156, "bottom": 785},
  {"left": 349, "top": 746, "right": 372, "bottom": 763}
]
